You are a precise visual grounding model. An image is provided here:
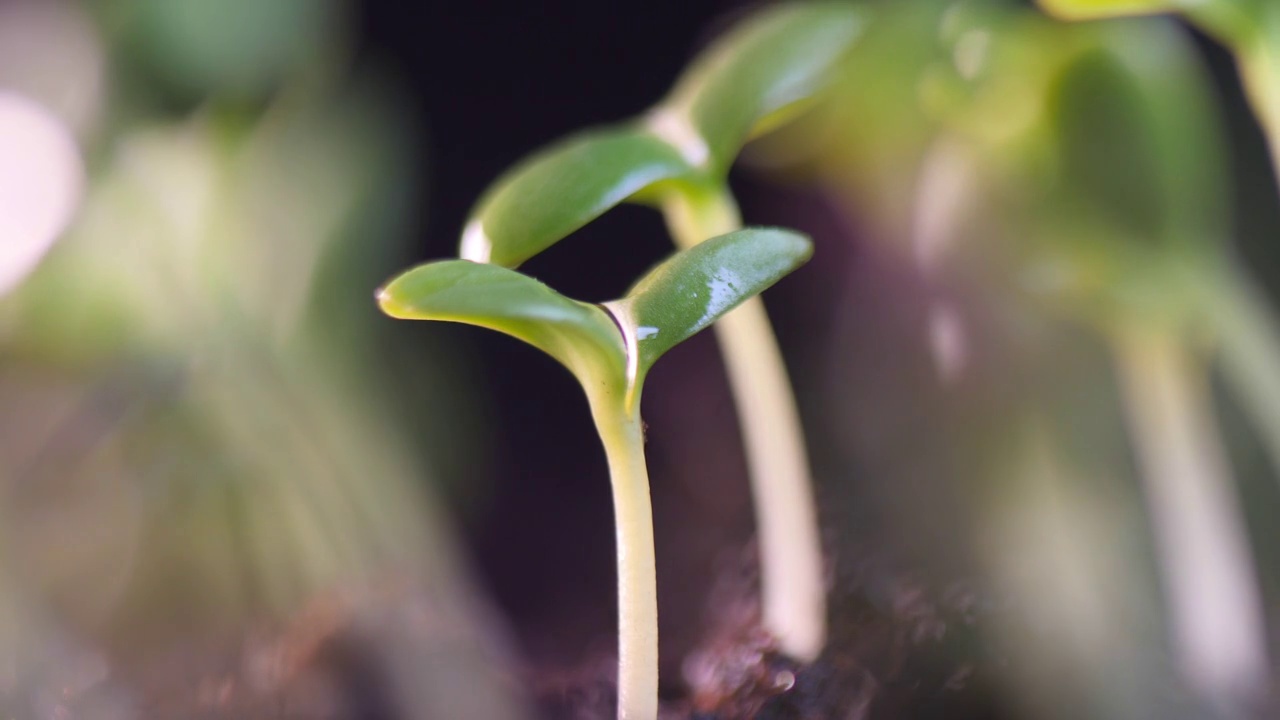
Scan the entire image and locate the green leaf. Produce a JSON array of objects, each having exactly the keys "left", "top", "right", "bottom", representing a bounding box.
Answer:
[
  {"left": 377, "top": 260, "right": 625, "bottom": 381},
  {"left": 1051, "top": 50, "right": 1168, "bottom": 242},
  {"left": 1045, "top": 21, "right": 1226, "bottom": 252},
  {"left": 462, "top": 4, "right": 863, "bottom": 271},
  {"left": 1037, "top": 0, "right": 1177, "bottom": 19},
  {"left": 461, "top": 127, "right": 697, "bottom": 267},
  {"left": 660, "top": 3, "right": 865, "bottom": 173},
  {"left": 606, "top": 228, "right": 812, "bottom": 377},
  {"left": 126, "top": 0, "right": 336, "bottom": 97},
  {"left": 999, "top": 20, "right": 1229, "bottom": 323},
  {"left": 1037, "top": 0, "right": 1259, "bottom": 45}
]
